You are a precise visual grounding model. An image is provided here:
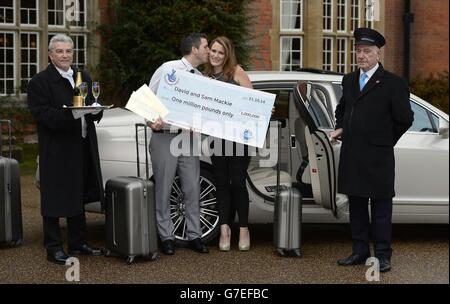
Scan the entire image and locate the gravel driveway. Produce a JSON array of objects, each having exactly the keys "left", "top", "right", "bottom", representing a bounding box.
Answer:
[{"left": 0, "top": 176, "right": 448, "bottom": 284}]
